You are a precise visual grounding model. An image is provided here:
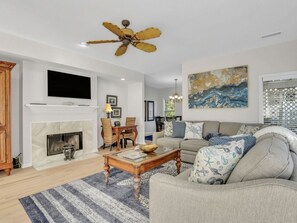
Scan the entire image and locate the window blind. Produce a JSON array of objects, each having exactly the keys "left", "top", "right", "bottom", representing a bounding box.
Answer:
[{"left": 263, "top": 79, "right": 297, "bottom": 133}]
